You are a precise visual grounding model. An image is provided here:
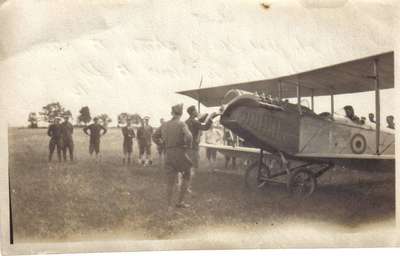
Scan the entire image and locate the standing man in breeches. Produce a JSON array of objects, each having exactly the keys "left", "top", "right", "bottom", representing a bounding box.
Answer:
[
  {"left": 83, "top": 117, "right": 107, "bottom": 160},
  {"left": 122, "top": 119, "right": 135, "bottom": 165},
  {"left": 47, "top": 117, "right": 63, "bottom": 162},
  {"left": 185, "top": 105, "right": 217, "bottom": 192},
  {"left": 153, "top": 104, "right": 193, "bottom": 208},
  {"left": 137, "top": 116, "right": 153, "bottom": 166},
  {"left": 61, "top": 116, "right": 74, "bottom": 161}
]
